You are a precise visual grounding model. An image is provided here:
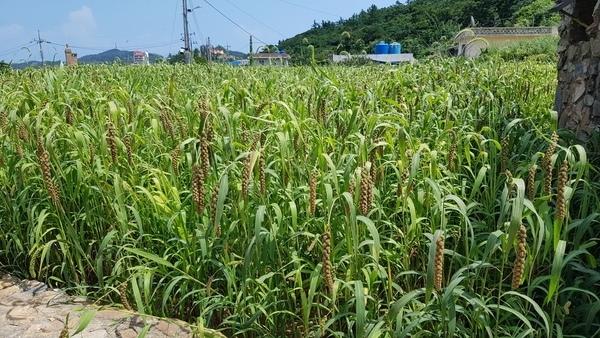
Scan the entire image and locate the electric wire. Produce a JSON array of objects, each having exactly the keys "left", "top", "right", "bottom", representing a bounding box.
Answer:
[
  {"left": 222, "top": 0, "right": 287, "bottom": 39},
  {"left": 274, "top": 0, "right": 341, "bottom": 18},
  {"left": 169, "top": 0, "right": 180, "bottom": 55},
  {"left": 202, "top": 0, "right": 271, "bottom": 46}
]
